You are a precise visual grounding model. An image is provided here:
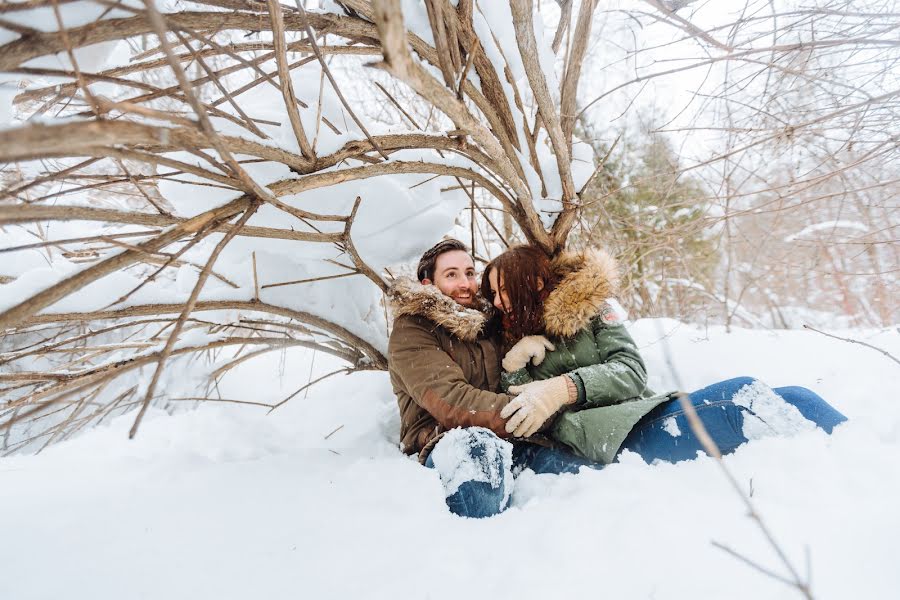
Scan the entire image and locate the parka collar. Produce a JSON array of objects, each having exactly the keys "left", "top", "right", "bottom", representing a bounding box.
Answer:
[
  {"left": 388, "top": 277, "right": 490, "bottom": 342},
  {"left": 542, "top": 248, "right": 620, "bottom": 338}
]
